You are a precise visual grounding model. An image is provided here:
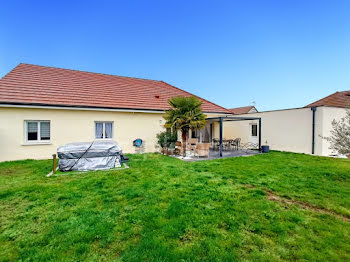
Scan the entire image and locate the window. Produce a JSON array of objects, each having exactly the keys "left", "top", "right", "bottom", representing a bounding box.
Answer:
[
  {"left": 26, "top": 121, "right": 50, "bottom": 142},
  {"left": 95, "top": 122, "right": 113, "bottom": 139},
  {"left": 251, "top": 124, "right": 258, "bottom": 137}
]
